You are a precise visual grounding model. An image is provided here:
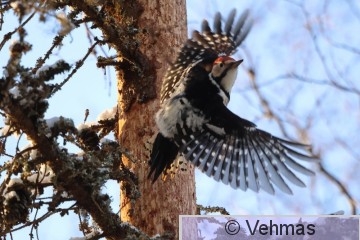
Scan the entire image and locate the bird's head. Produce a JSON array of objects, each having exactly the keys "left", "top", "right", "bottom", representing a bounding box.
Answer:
[{"left": 210, "top": 56, "right": 243, "bottom": 94}]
